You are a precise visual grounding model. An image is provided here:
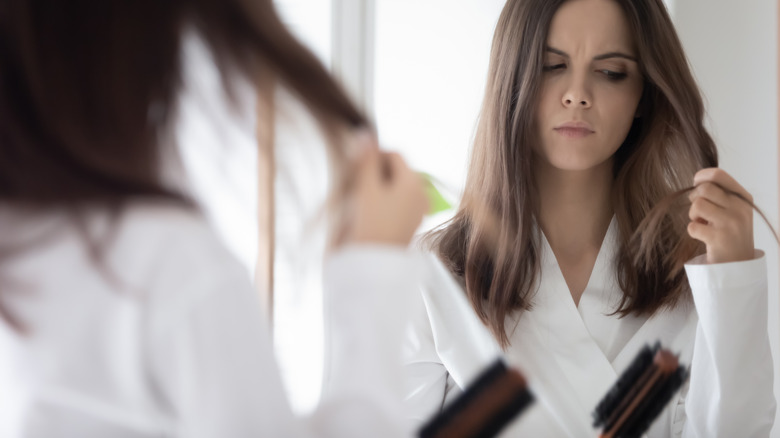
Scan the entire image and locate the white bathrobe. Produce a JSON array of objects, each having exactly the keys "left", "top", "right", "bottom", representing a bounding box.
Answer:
[
  {"left": 0, "top": 202, "right": 419, "bottom": 438},
  {"left": 403, "top": 218, "right": 776, "bottom": 437}
]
